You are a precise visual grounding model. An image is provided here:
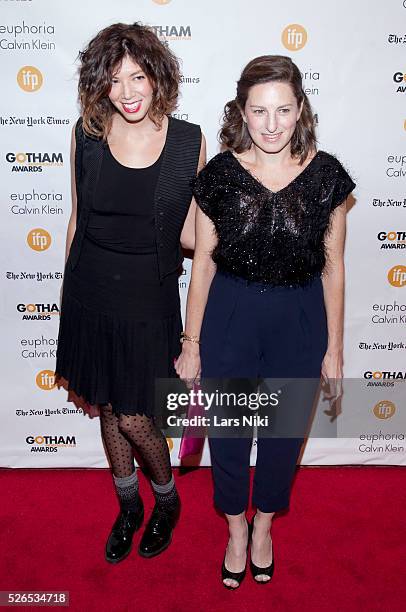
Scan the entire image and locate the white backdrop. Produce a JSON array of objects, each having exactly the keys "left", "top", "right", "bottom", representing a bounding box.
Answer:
[{"left": 0, "top": 0, "right": 405, "bottom": 467}]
